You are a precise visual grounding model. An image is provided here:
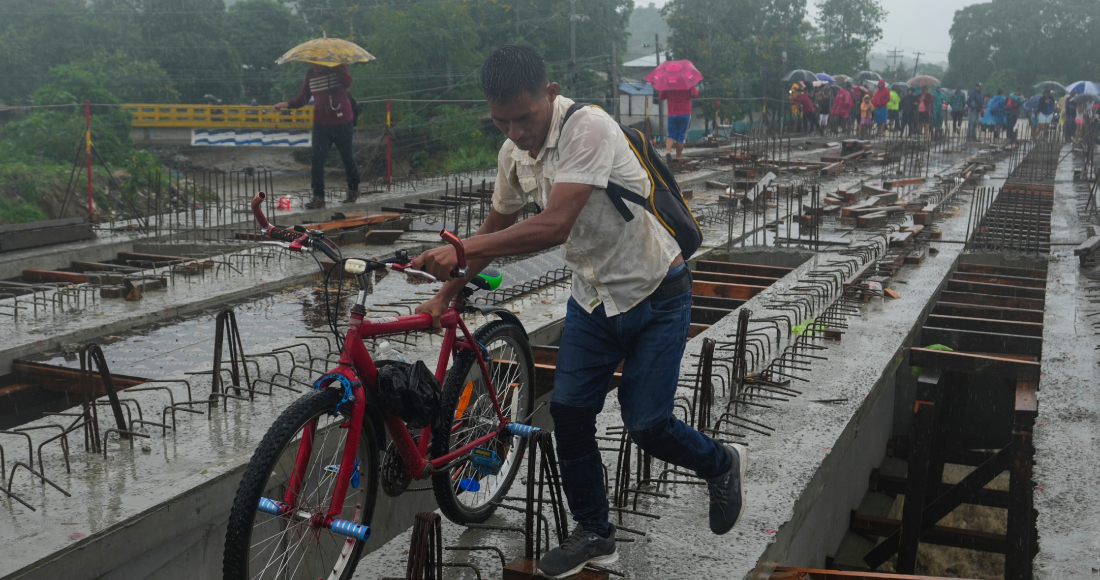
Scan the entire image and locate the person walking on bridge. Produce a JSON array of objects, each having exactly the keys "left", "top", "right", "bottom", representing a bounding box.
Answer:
[
  {"left": 275, "top": 63, "right": 360, "bottom": 209},
  {"left": 411, "top": 45, "right": 748, "bottom": 580},
  {"left": 966, "top": 83, "right": 984, "bottom": 141}
]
